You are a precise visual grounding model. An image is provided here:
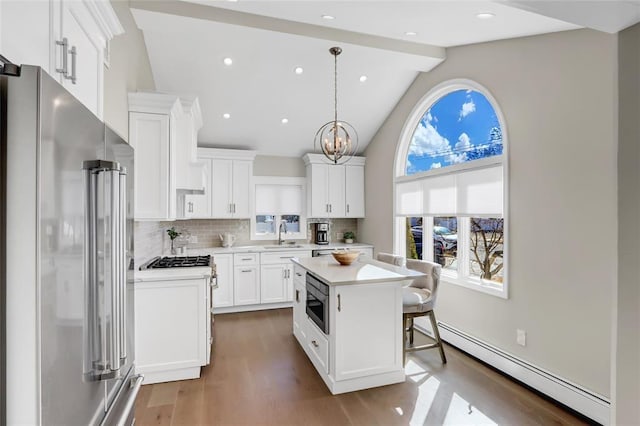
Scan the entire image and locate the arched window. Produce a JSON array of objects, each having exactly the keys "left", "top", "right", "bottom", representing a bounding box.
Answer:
[{"left": 394, "top": 80, "right": 508, "bottom": 298}]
